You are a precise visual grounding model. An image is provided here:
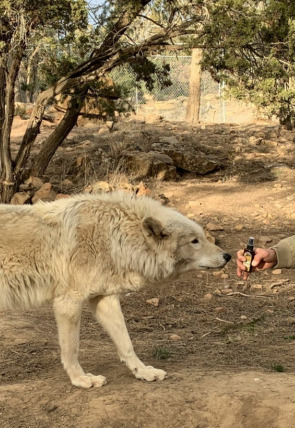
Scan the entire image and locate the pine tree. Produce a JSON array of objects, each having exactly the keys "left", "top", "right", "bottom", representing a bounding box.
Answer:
[{"left": 202, "top": 0, "right": 295, "bottom": 128}]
